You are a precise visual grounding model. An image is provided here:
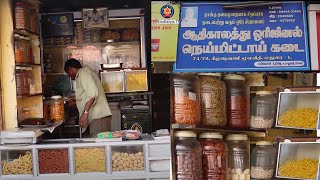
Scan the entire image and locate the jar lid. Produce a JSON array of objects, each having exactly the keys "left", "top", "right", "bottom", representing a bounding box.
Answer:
[
  {"left": 256, "top": 141, "right": 273, "bottom": 146},
  {"left": 224, "top": 74, "right": 245, "bottom": 81},
  {"left": 198, "top": 73, "right": 221, "bottom": 77},
  {"left": 256, "top": 91, "right": 273, "bottom": 95},
  {"left": 14, "top": 34, "right": 20, "bottom": 38},
  {"left": 16, "top": 67, "right": 24, "bottom": 70},
  {"left": 175, "top": 131, "right": 196, "bottom": 138},
  {"left": 226, "top": 134, "right": 248, "bottom": 141},
  {"left": 199, "top": 133, "right": 223, "bottom": 139},
  {"left": 25, "top": 67, "right": 32, "bottom": 71},
  {"left": 51, "top": 95, "right": 62, "bottom": 99}
]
